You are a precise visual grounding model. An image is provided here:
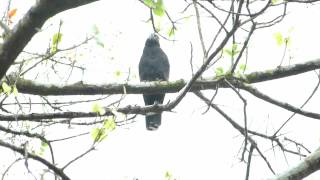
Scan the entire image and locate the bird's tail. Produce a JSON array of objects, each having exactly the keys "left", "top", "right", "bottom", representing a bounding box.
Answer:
[{"left": 146, "top": 113, "right": 161, "bottom": 131}]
